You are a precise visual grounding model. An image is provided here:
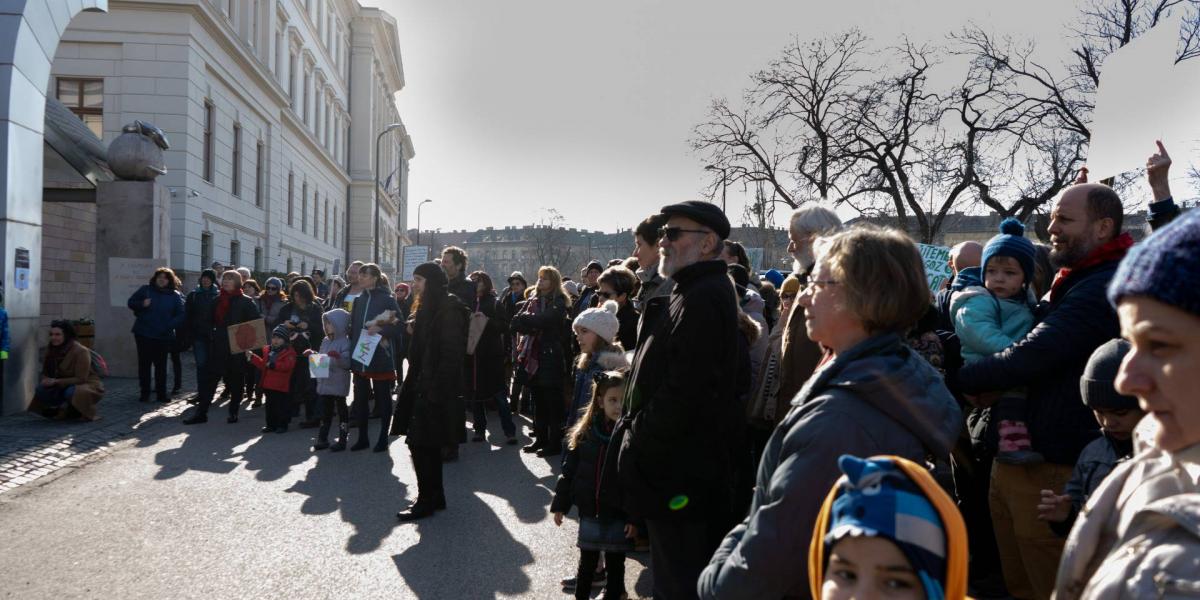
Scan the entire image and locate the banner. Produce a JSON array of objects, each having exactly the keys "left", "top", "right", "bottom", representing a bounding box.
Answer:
[
  {"left": 918, "top": 243, "right": 953, "bottom": 293},
  {"left": 352, "top": 329, "right": 382, "bottom": 366},
  {"left": 401, "top": 246, "right": 429, "bottom": 281},
  {"left": 227, "top": 318, "right": 267, "bottom": 354}
]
